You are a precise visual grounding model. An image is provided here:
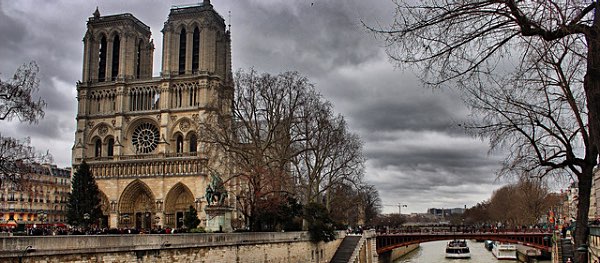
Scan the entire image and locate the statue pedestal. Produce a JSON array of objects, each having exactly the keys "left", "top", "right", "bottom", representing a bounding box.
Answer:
[{"left": 205, "top": 206, "right": 233, "bottom": 232}]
